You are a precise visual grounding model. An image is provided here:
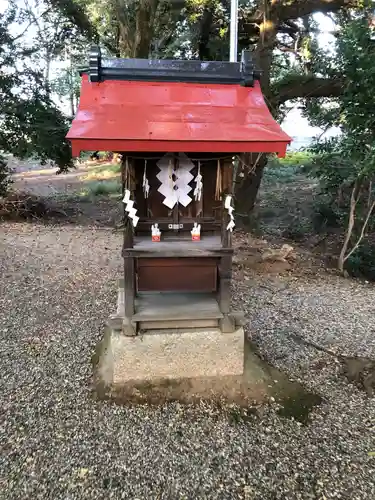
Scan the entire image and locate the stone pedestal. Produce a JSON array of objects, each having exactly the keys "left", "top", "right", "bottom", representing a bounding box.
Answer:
[
  {"left": 99, "top": 325, "right": 244, "bottom": 382},
  {"left": 93, "top": 284, "right": 273, "bottom": 405}
]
